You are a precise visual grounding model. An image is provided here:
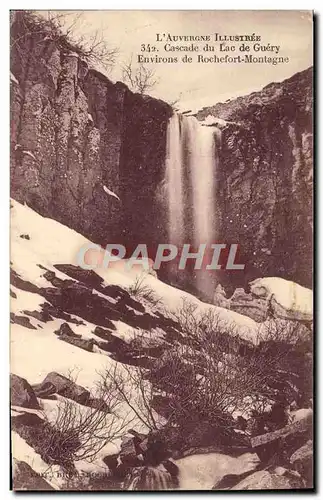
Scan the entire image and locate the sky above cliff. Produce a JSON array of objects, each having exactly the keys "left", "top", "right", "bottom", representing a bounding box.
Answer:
[{"left": 53, "top": 10, "right": 312, "bottom": 110}]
